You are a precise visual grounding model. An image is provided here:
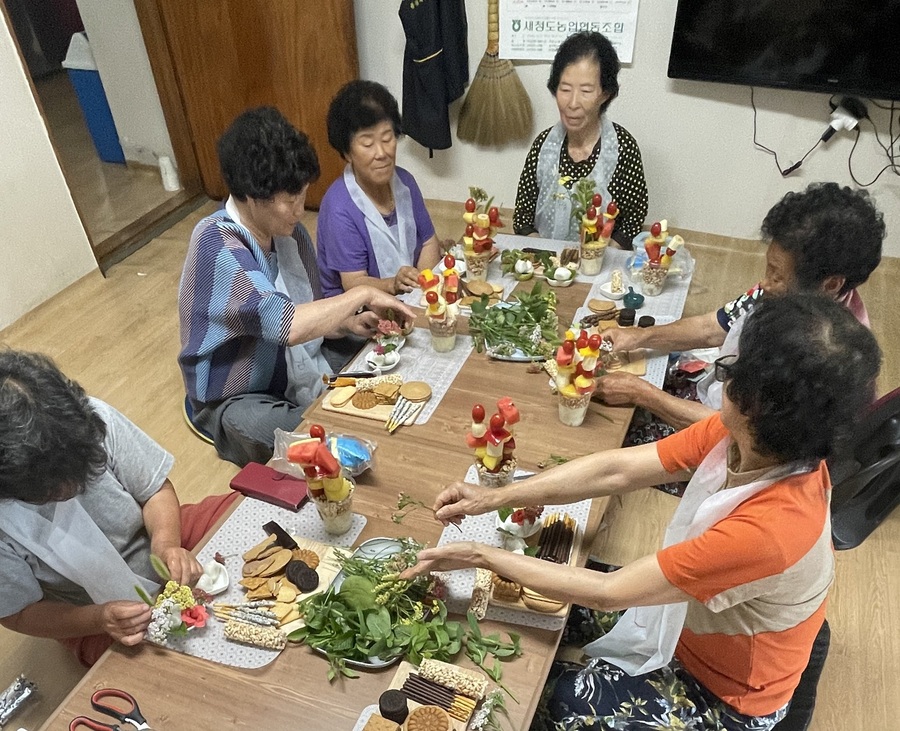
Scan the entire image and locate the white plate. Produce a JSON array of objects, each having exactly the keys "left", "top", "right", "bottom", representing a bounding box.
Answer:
[
  {"left": 365, "top": 352, "right": 400, "bottom": 373},
  {"left": 486, "top": 346, "right": 546, "bottom": 362},
  {"left": 318, "top": 537, "right": 408, "bottom": 670},
  {"left": 546, "top": 276, "right": 575, "bottom": 288},
  {"left": 597, "top": 281, "right": 626, "bottom": 300},
  {"left": 496, "top": 513, "right": 542, "bottom": 539}
]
